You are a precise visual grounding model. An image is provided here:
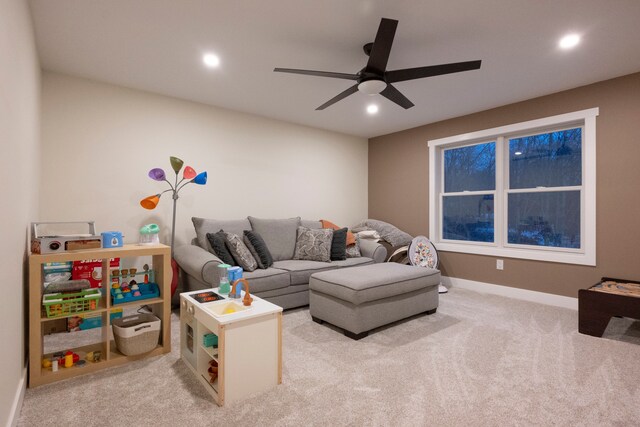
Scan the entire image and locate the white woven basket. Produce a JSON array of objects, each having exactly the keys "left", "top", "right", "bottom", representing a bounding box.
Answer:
[{"left": 112, "top": 313, "right": 160, "bottom": 356}]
